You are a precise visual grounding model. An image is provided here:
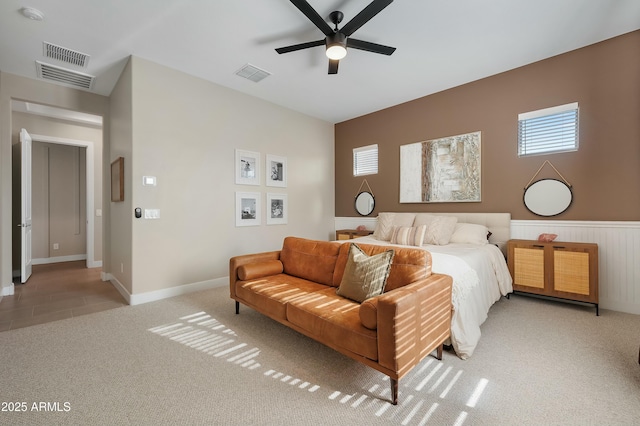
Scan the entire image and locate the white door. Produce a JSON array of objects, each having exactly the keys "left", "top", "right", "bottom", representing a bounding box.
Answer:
[{"left": 20, "top": 128, "right": 33, "bottom": 283}]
